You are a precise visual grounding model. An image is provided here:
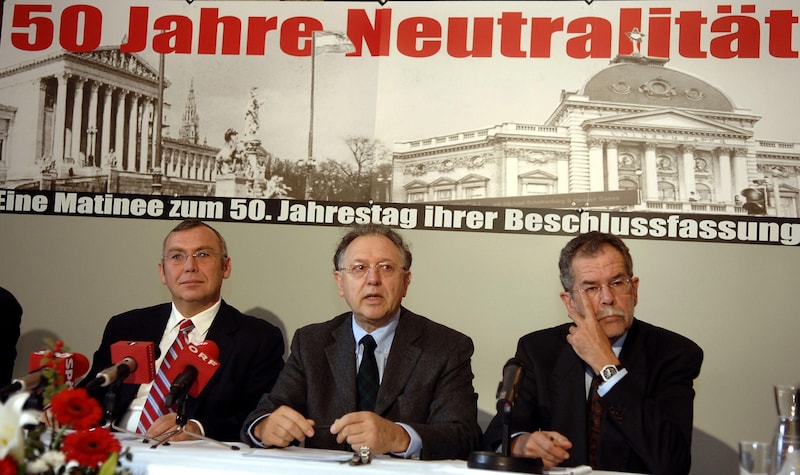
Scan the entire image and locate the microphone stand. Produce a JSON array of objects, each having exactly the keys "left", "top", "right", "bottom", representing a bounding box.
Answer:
[
  {"left": 467, "top": 400, "right": 543, "bottom": 473},
  {"left": 148, "top": 392, "right": 239, "bottom": 451},
  {"left": 101, "top": 379, "right": 122, "bottom": 427}
]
